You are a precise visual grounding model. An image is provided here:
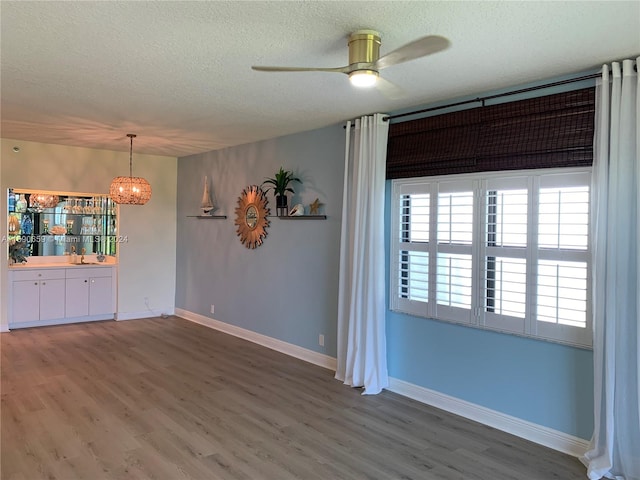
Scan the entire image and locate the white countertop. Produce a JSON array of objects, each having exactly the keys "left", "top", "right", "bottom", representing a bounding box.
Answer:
[
  {"left": 9, "top": 255, "right": 117, "bottom": 270},
  {"left": 10, "top": 262, "right": 114, "bottom": 269}
]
